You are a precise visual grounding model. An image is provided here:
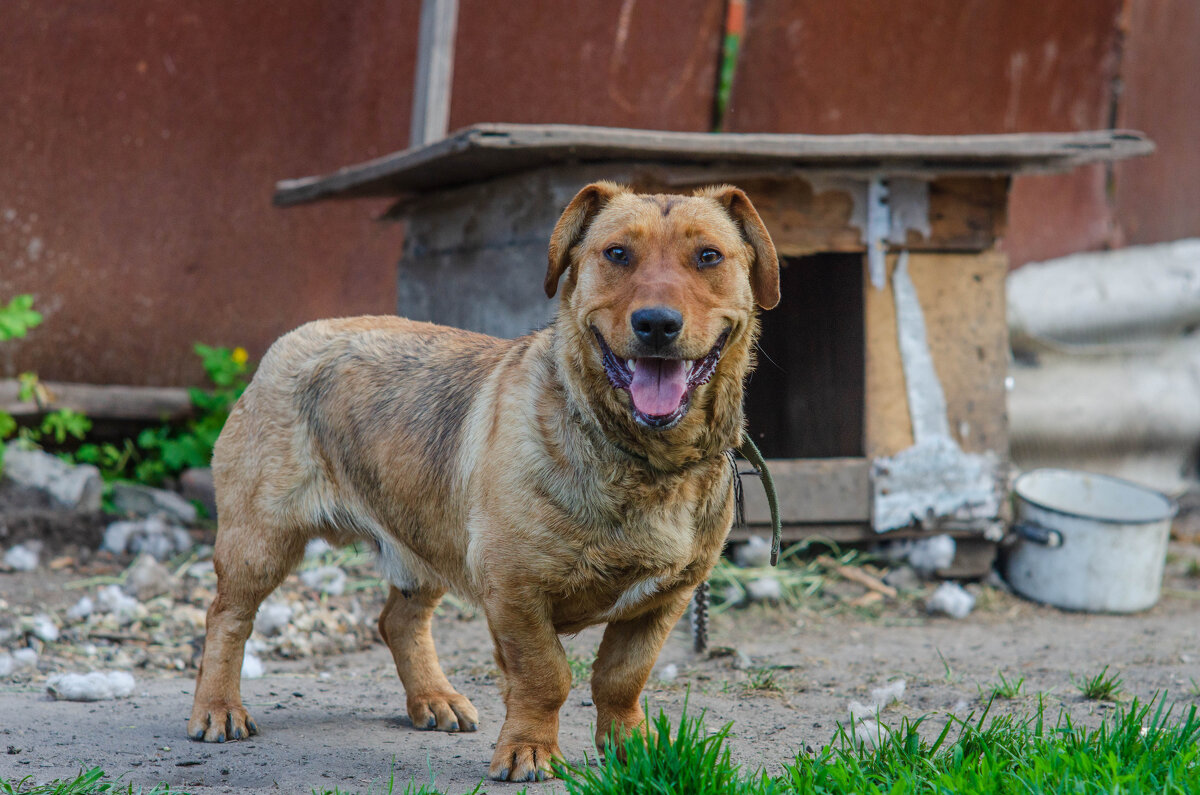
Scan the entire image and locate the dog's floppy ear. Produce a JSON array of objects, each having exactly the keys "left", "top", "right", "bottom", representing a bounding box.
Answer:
[
  {"left": 545, "top": 181, "right": 624, "bottom": 299},
  {"left": 700, "top": 185, "right": 780, "bottom": 310}
]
